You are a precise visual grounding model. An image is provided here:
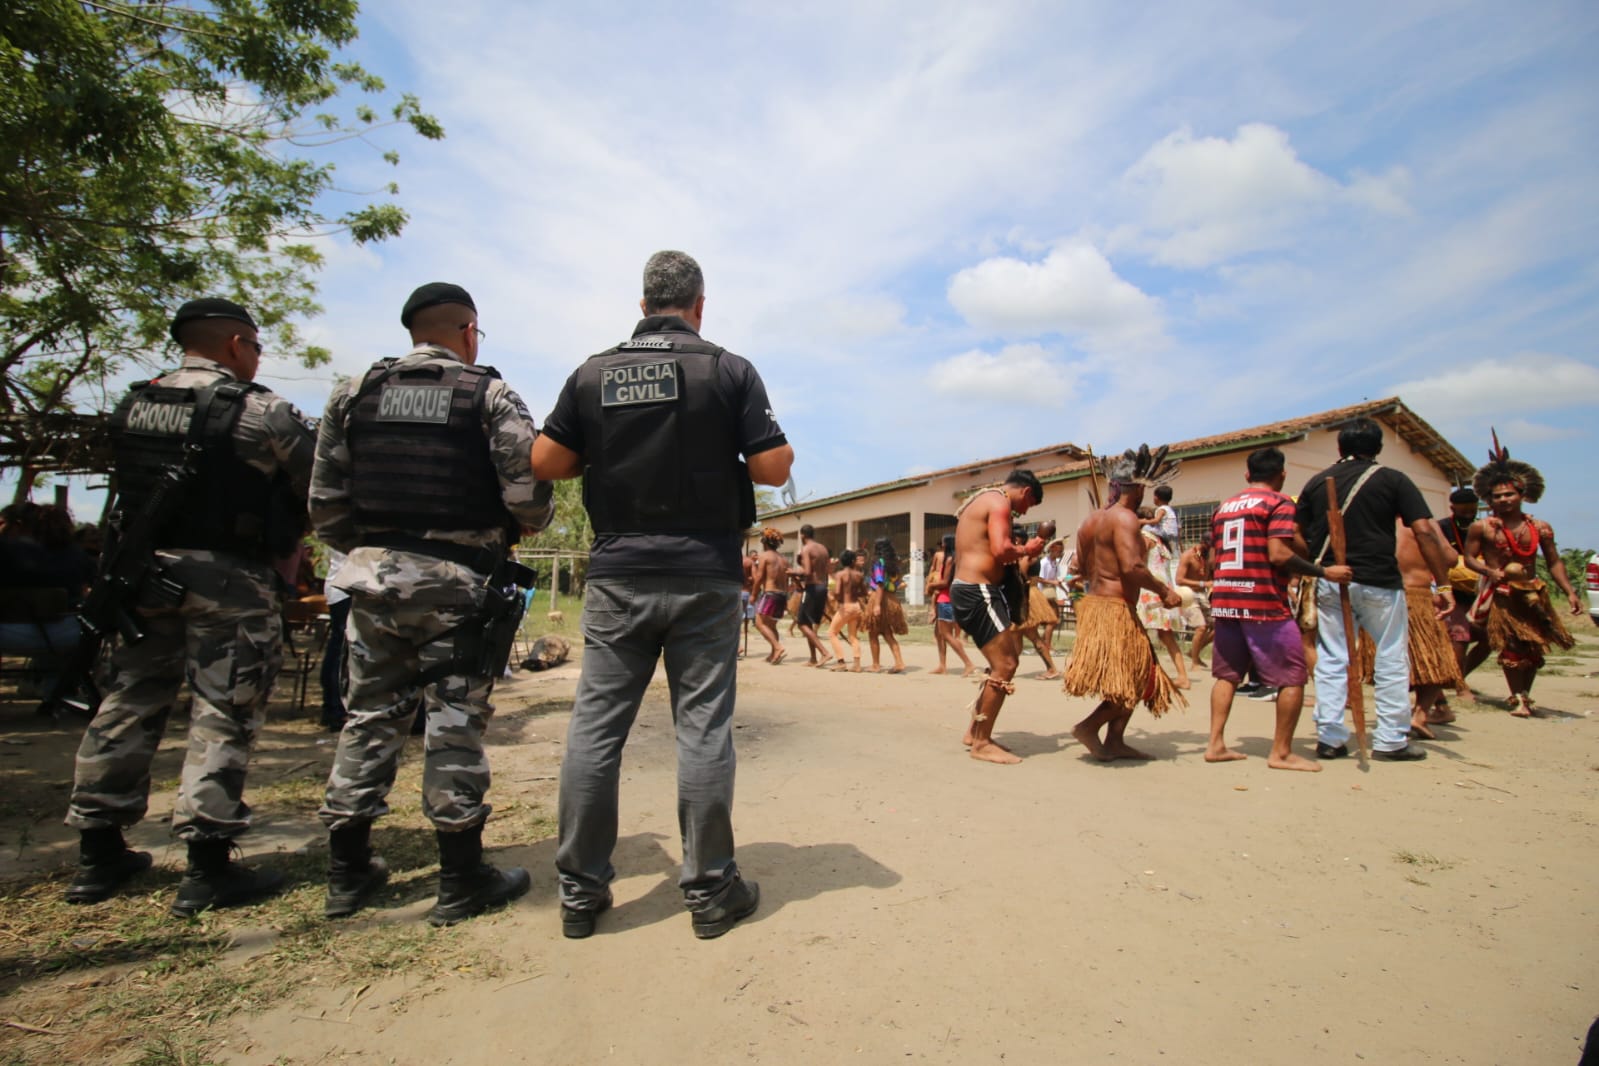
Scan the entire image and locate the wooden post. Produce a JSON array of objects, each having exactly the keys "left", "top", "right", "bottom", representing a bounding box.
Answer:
[{"left": 1325, "top": 476, "right": 1367, "bottom": 760}]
